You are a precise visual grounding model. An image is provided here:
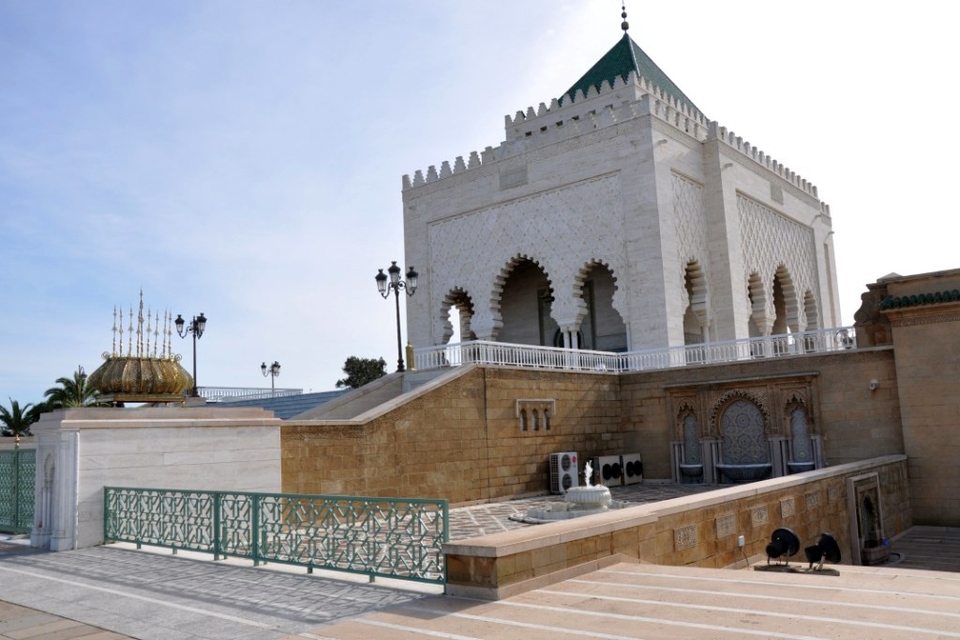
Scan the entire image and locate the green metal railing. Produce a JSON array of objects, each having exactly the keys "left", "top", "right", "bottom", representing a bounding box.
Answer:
[
  {"left": 0, "top": 447, "right": 35, "bottom": 534},
  {"left": 103, "top": 487, "right": 449, "bottom": 584}
]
